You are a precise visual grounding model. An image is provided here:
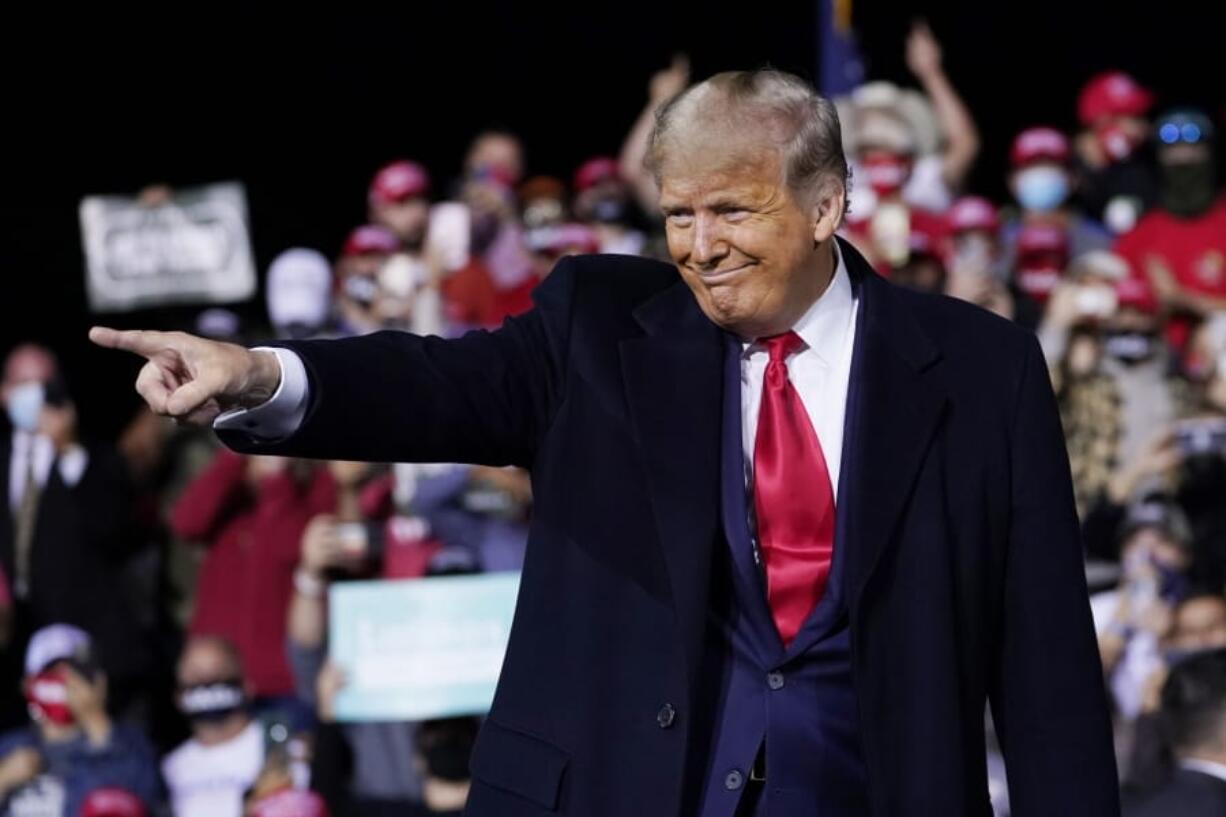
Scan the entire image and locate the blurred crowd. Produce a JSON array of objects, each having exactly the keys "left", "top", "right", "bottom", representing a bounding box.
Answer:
[{"left": 1, "top": 23, "right": 1225, "bottom": 817}]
